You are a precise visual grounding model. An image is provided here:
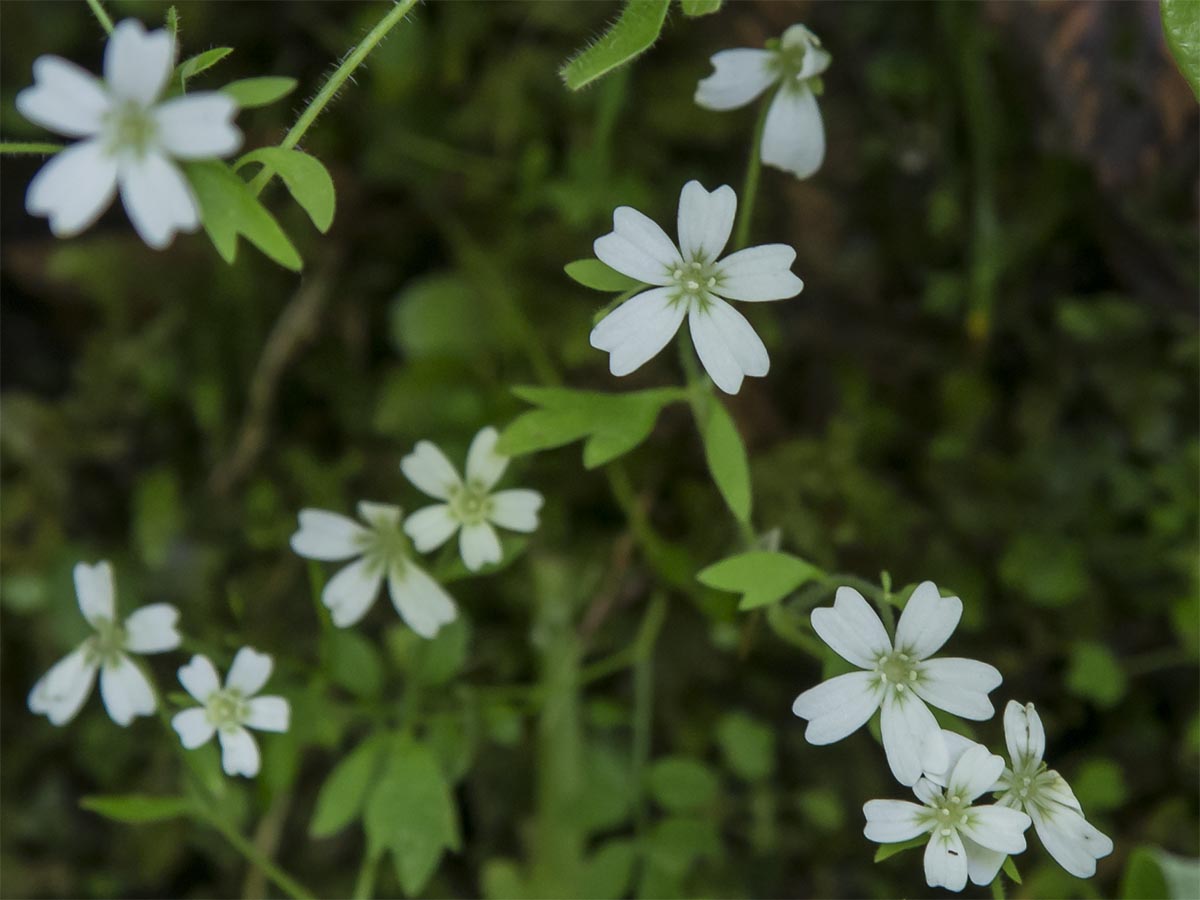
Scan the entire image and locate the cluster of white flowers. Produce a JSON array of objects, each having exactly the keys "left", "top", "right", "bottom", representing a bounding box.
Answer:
[
  {"left": 793, "top": 581, "right": 1113, "bottom": 890},
  {"left": 290, "top": 426, "right": 542, "bottom": 637}
]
